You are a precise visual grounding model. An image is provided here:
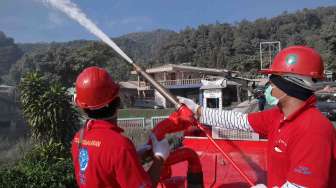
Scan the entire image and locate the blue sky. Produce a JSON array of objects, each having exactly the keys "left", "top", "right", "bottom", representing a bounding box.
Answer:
[{"left": 1, "top": 0, "right": 335, "bottom": 43}]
